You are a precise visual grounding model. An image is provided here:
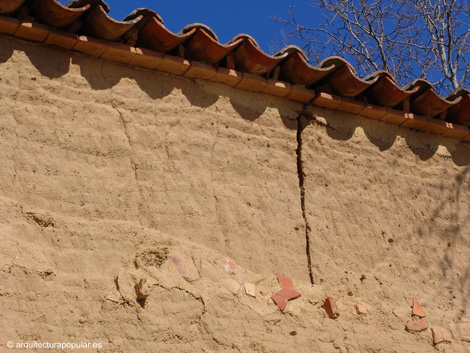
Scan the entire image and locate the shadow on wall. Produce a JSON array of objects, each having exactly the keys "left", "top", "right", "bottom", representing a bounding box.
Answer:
[
  {"left": 2, "top": 36, "right": 299, "bottom": 131},
  {"left": 415, "top": 165, "right": 470, "bottom": 321},
  {"left": 304, "top": 106, "right": 470, "bottom": 167},
  {"left": 302, "top": 107, "right": 470, "bottom": 324},
  {"left": 4, "top": 35, "right": 469, "bottom": 165}
]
